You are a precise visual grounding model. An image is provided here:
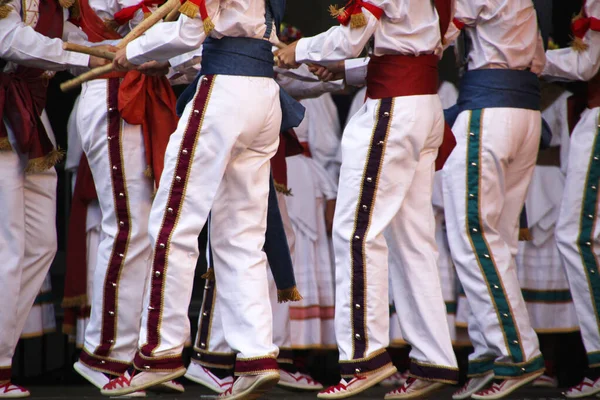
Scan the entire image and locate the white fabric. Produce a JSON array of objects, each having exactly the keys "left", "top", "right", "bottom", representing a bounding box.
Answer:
[
  {"left": 20, "top": 274, "right": 56, "bottom": 338},
  {"left": 438, "top": 81, "right": 458, "bottom": 109},
  {"left": 346, "top": 87, "right": 367, "bottom": 128},
  {"left": 296, "top": 0, "right": 449, "bottom": 64},
  {"left": 276, "top": 65, "right": 344, "bottom": 99},
  {"left": 556, "top": 107, "right": 600, "bottom": 358},
  {"left": 446, "top": 0, "right": 545, "bottom": 74},
  {"left": 334, "top": 94, "right": 457, "bottom": 369},
  {"left": 139, "top": 74, "right": 280, "bottom": 362},
  {"left": 77, "top": 79, "right": 154, "bottom": 367},
  {"left": 443, "top": 108, "right": 542, "bottom": 369},
  {"left": 127, "top": 0, "right": 279, "bottom": 65},
  {"left": 0, "top": 0, "right": 88, "bottom": 72},
  {"left": 344, "top": 57, "right": 369, "bottom": 87}
]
